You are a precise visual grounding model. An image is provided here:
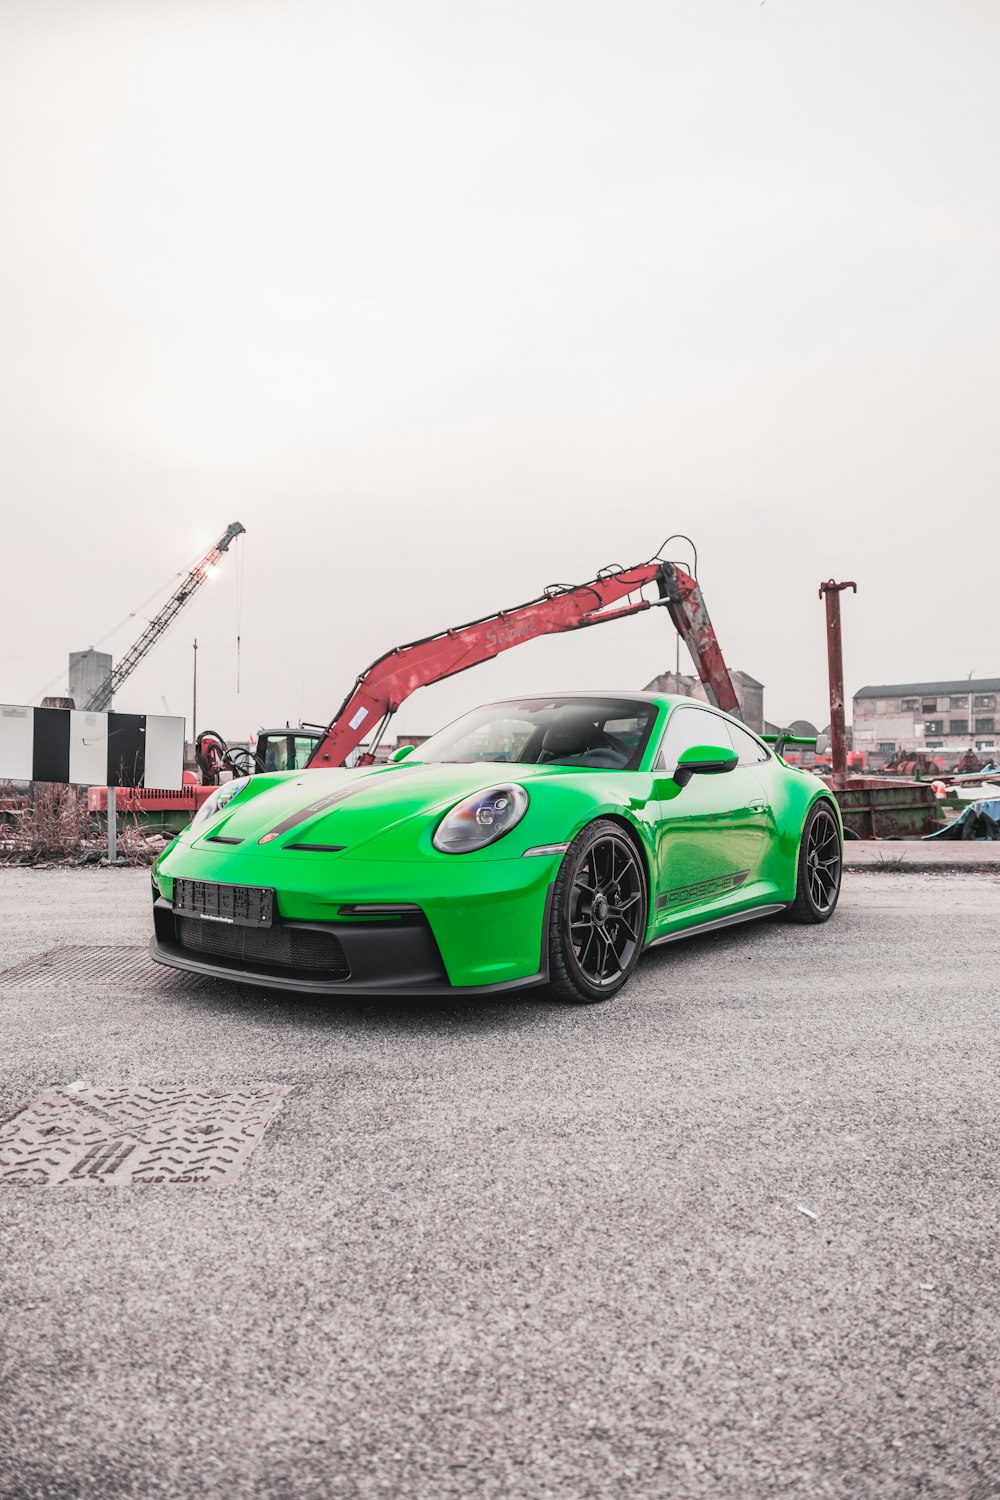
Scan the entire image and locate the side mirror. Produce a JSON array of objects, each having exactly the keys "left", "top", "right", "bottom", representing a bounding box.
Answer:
[
  {"left": 672, "top": 743, "right": 738, "bottom": 788},
  {"left": 389, "top": 744, "right": 415, "bottom": 763}
]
